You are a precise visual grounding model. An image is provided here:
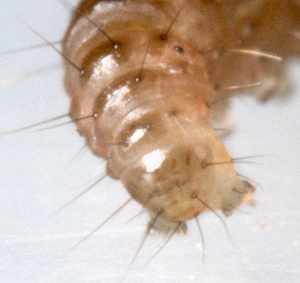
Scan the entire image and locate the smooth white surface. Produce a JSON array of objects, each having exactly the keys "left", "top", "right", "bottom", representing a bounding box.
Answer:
[{"left": 1, "top": 1, "right": 300, "bottom": 282}]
